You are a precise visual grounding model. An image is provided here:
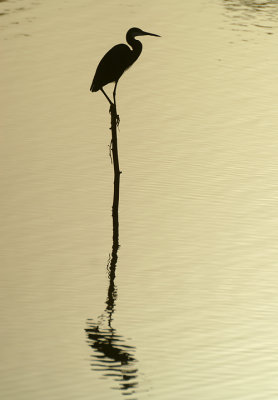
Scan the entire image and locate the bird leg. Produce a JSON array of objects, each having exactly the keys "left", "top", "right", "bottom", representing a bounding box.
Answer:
[
  {"left": 101, "top": 87, "right": 120, "bottom": 126},
  {"left": 101, "top": 88, "right": 113, "bottom": 106},
  {"left": 113, "top": 82, "right": 120, "bottom": 126},
  {"left": 113, "top": 81, "right": 118, "bottom": 109}
]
